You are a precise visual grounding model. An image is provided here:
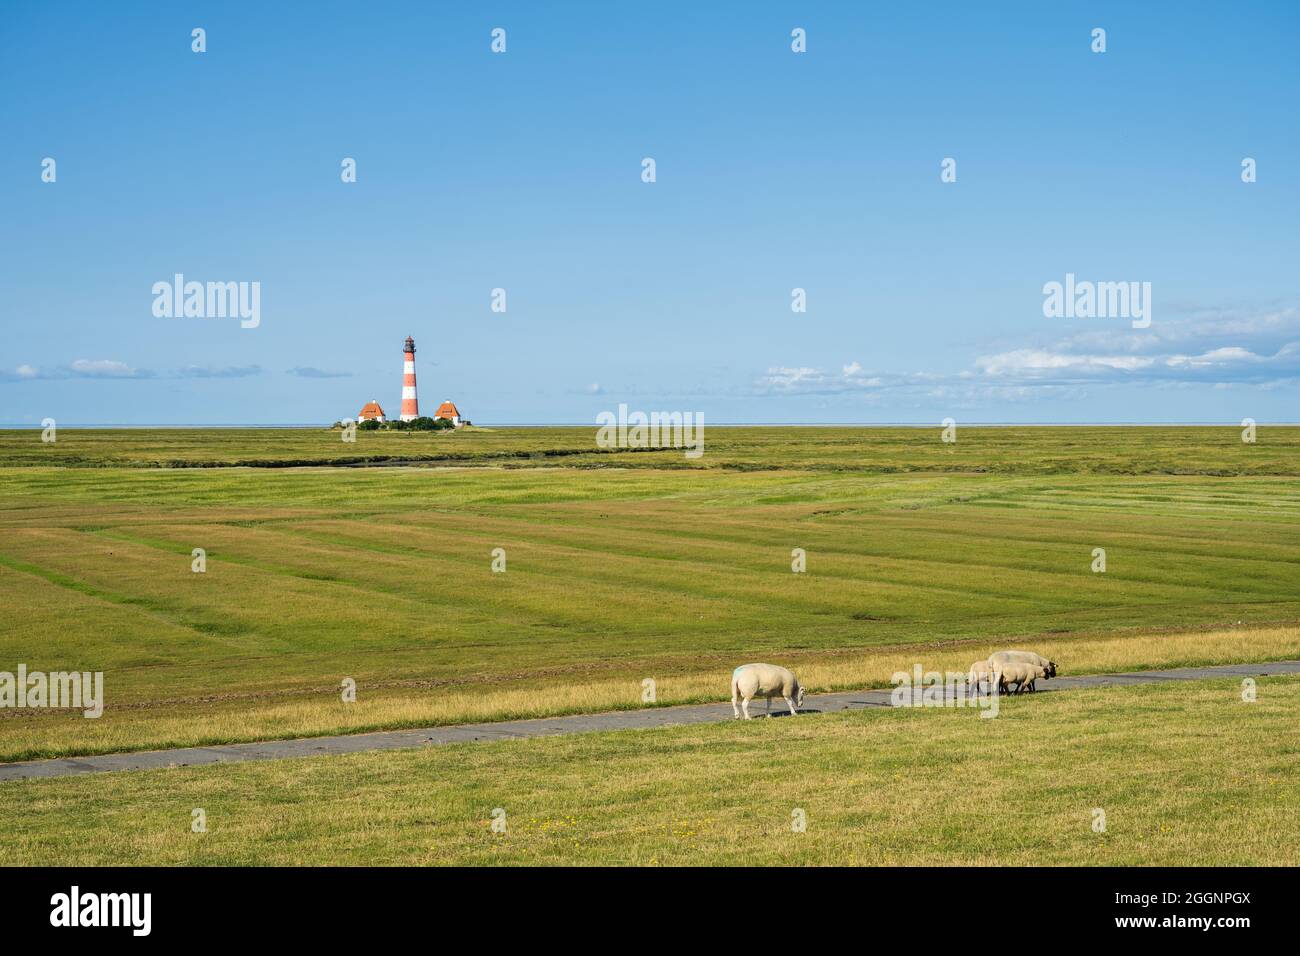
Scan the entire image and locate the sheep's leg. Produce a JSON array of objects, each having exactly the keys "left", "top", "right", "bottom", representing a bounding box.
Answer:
[
  {"left": 765, "top": 696, "right": 772, "bottom": 717},
  {"left": 741, "top": 696, "right": 751, "bottom": 720},
  {"left": 732, "top": 693, "right": 740, "bottom": 719},
  {"left": 785, "top": 696, "right": 797, "bottom": 716}
]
